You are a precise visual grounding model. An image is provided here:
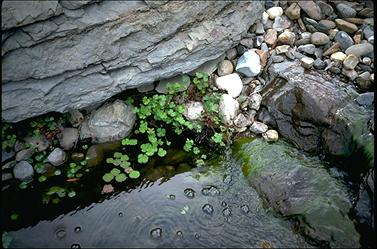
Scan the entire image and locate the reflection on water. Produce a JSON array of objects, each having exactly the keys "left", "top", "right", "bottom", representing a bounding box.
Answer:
[{"left": 6, "top": 150, "right": 311, "bottom": 248}]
